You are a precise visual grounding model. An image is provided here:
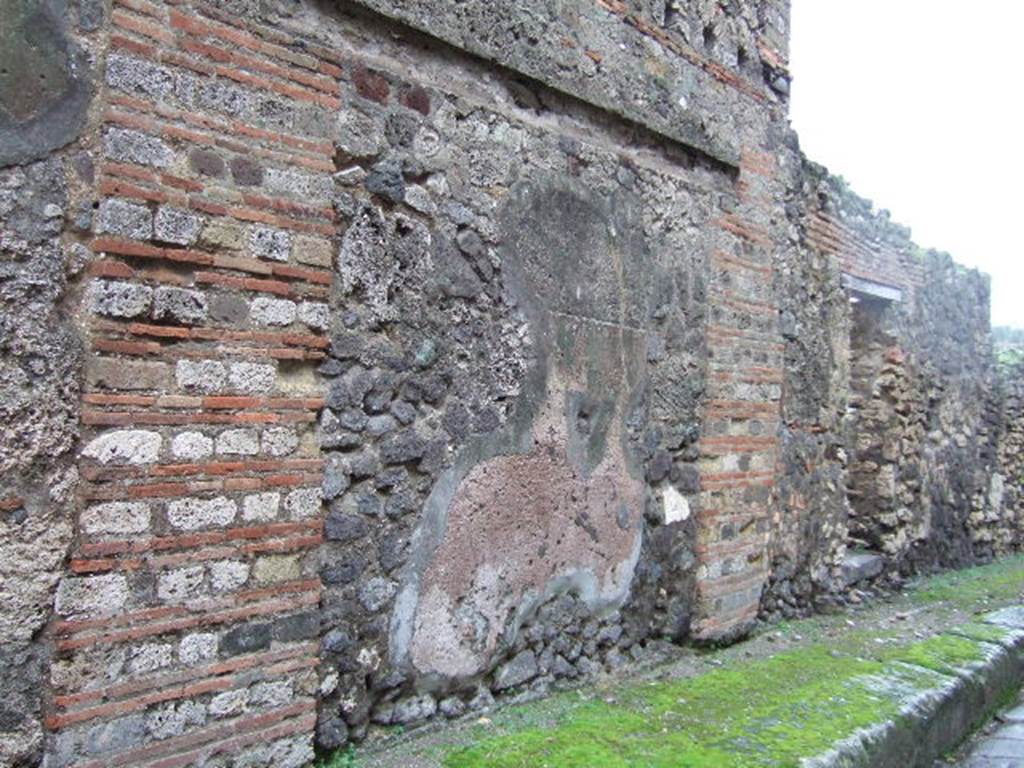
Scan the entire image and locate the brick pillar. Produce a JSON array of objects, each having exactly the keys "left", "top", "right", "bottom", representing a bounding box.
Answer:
[
  {"left": 693, "top": 147, "right": 781, "bottom": 641},
  {"left": 45, "top": 3, "right": 341, "bottom": 765}
]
